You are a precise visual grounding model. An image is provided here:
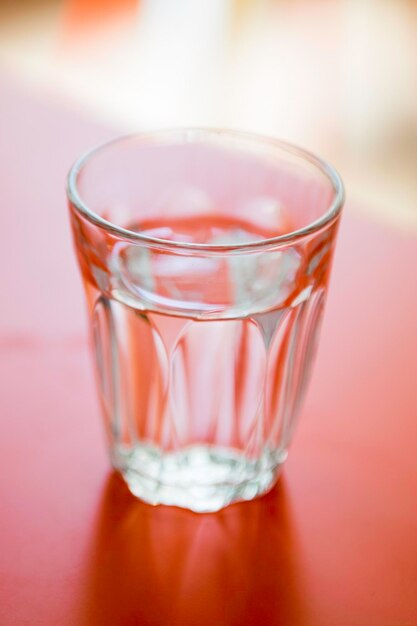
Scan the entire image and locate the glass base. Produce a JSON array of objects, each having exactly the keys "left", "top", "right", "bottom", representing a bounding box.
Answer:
[{"left": 113, "top": 444, "right": 287, "bottom": 513}]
